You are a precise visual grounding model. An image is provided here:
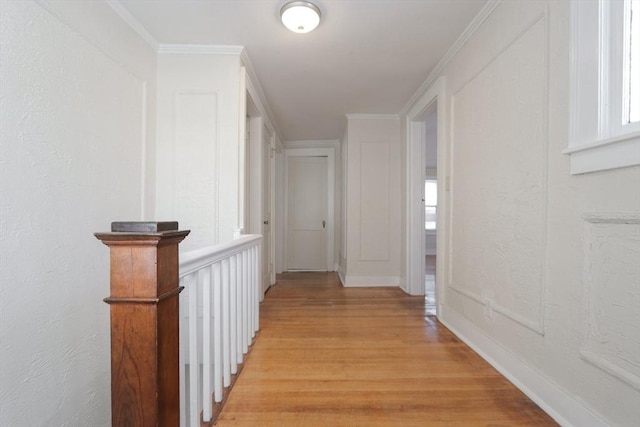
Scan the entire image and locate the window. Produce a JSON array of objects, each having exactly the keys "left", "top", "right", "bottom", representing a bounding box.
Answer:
[
  {"left": 425, "top": 180, "right": 437, "bottom": 231},
  {"left": 568, "top": 0, "right": 640, "bottom": 174}
]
